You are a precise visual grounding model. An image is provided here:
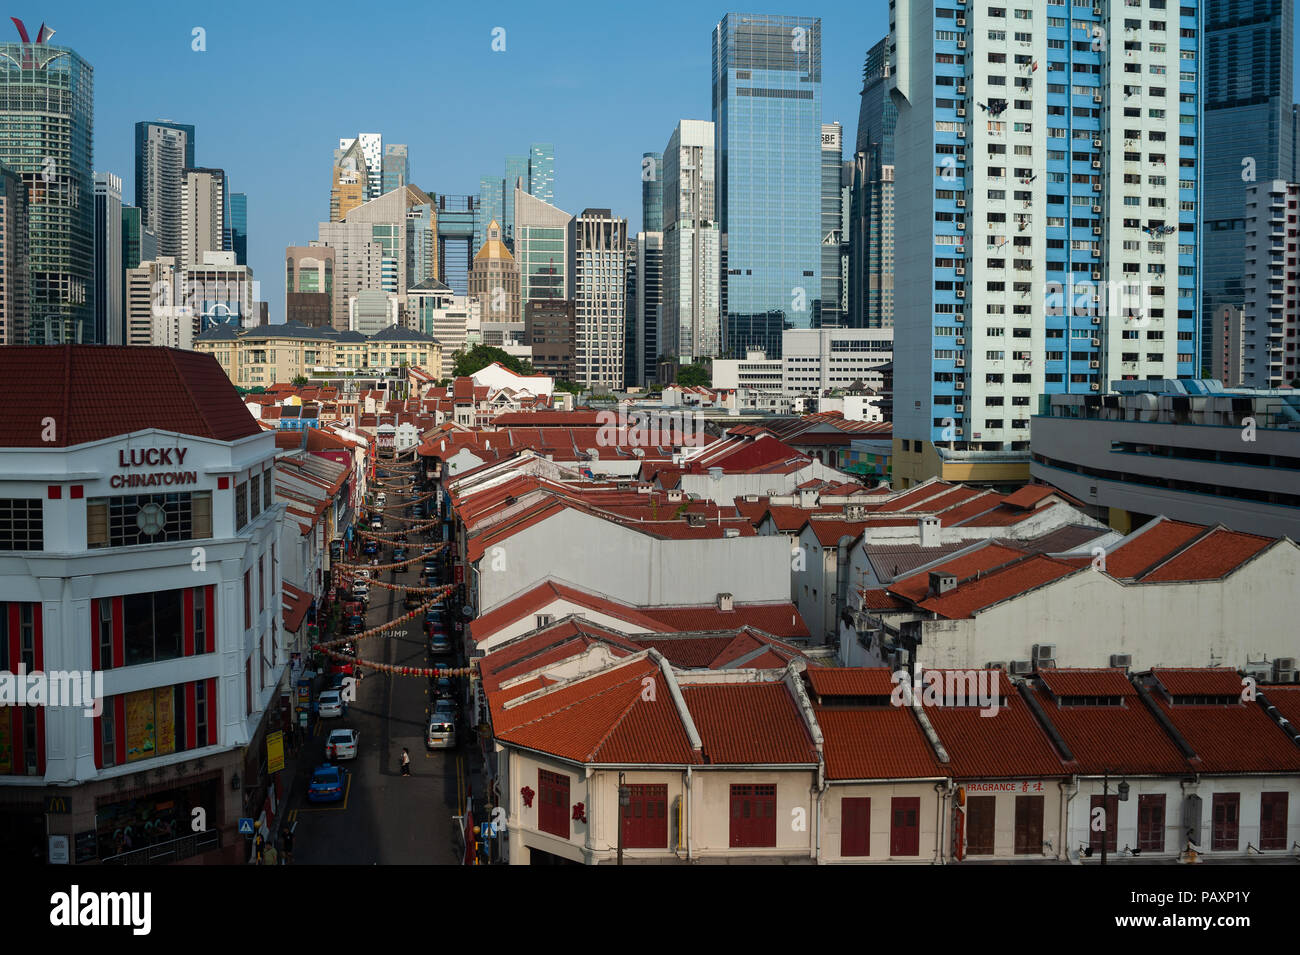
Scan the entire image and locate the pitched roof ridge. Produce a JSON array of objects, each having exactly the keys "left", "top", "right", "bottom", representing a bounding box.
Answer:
[{"left": 1130, "top": 522, "right": 1222, "bottom": 580}]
